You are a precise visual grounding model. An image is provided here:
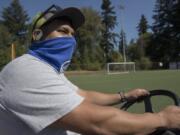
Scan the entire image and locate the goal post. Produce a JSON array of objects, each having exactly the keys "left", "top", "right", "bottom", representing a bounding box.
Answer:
[{"left": 107, "top": 62, "right": 135, "bottom": 74}]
